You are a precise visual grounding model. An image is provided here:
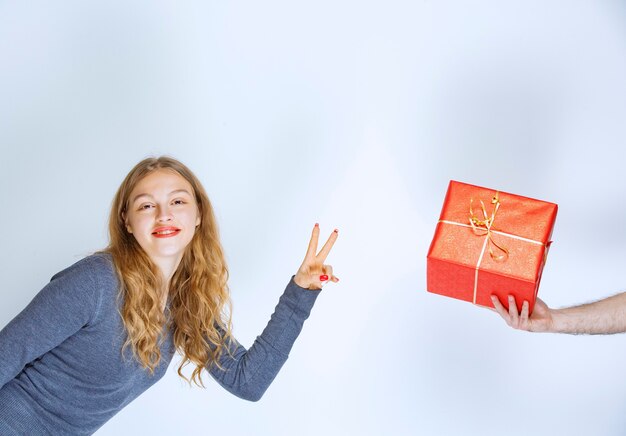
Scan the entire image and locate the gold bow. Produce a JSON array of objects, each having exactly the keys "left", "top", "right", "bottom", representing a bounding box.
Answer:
[{"left": 468, "top": 192, "right": 509, "bottom": 262}]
